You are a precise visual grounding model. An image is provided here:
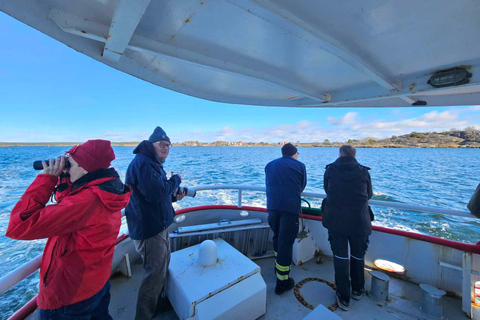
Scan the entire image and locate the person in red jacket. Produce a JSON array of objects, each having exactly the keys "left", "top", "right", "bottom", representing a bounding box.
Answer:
[{"left": 6, "top": 139, "right": 132, "bottom": 320}]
